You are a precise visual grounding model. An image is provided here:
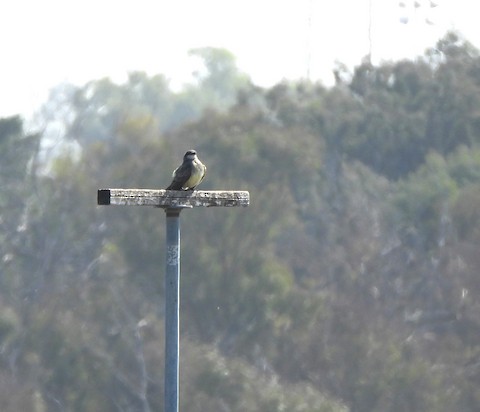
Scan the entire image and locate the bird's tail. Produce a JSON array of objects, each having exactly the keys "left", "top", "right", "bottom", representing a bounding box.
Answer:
[{"left": 166, "top": 183, "right": 181, "bottom": 190}]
